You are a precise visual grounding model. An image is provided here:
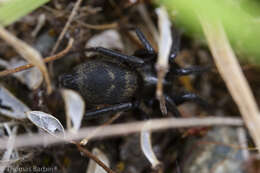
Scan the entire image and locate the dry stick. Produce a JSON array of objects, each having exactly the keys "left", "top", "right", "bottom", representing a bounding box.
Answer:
[
  {"left": 200, "top": 18, "right": 260, "bottom": 150},
  {"left": 77, "top": 114, "right": 121, "bottom": 173},
  {"left": 76, "top": 143, "right": 116, "bottom": 173},
  {"left": 50, "top": 0, "right": 82, "bottom": 55},
  {"left": 0, "top": 38, "right": 74, "bottom": 77},
  {"left": 77, "top": 21, "right": 118, "bottom": 30},
  {"left": 0, "top": 117, "right": 243, "bottom": 149}
]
